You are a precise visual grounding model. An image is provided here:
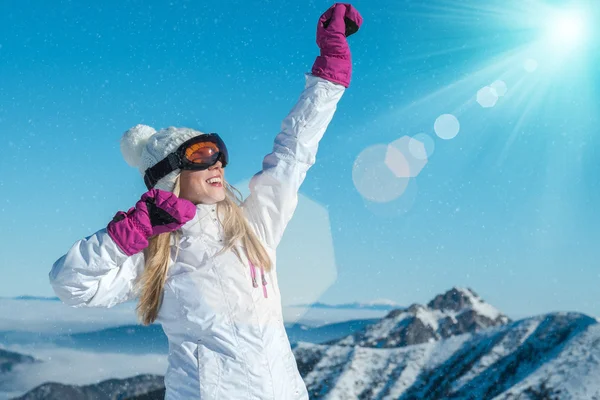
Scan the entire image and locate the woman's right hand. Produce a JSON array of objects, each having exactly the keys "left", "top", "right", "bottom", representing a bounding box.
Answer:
[{"left": 107, "top": 189, "right": 197, "bottom": 256}]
